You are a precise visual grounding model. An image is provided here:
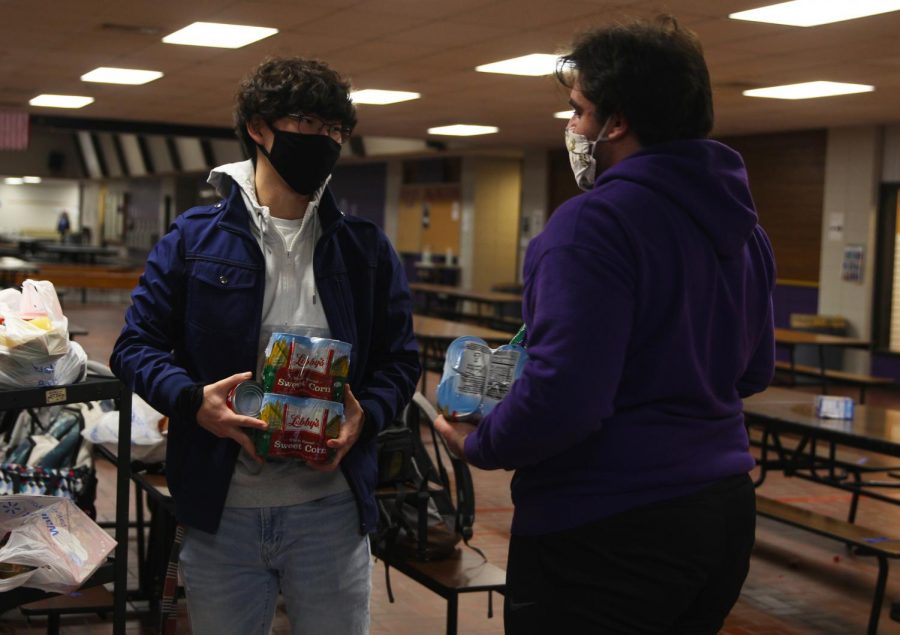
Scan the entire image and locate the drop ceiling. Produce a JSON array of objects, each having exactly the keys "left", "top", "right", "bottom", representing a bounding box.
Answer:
[{"left": 3, "top": 0, "right": 900, "bottom": 150}]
